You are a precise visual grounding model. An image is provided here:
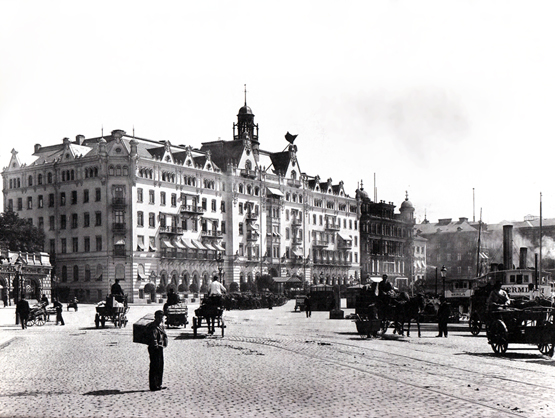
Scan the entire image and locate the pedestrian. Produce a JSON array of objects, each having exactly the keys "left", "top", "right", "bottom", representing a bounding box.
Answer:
[
  {"left": 41, "top": 294, "right": 49, "bottom": 307},
  {"left": 2, "top": 293, "right": 7, "bottom": 308},
  {"left": 15, "top": 295, "right": 30, "bottom": 329},
  {"left": 147, "top": 310, "right": 168, "bottom": 391},
  {"left": 436, "top": 296, "right": 450, "bottom": 337},
  {"left": 53, "top": 299, "right": 65, "bottom": 326},
  {"left": 305, "top": 294, "right": 312, "bottom": 318}
]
